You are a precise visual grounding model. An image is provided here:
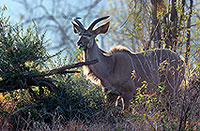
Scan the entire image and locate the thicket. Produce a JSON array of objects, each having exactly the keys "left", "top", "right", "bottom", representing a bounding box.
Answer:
[{"left": 0, "top": 8, "right": 121, "bottom": 130}]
